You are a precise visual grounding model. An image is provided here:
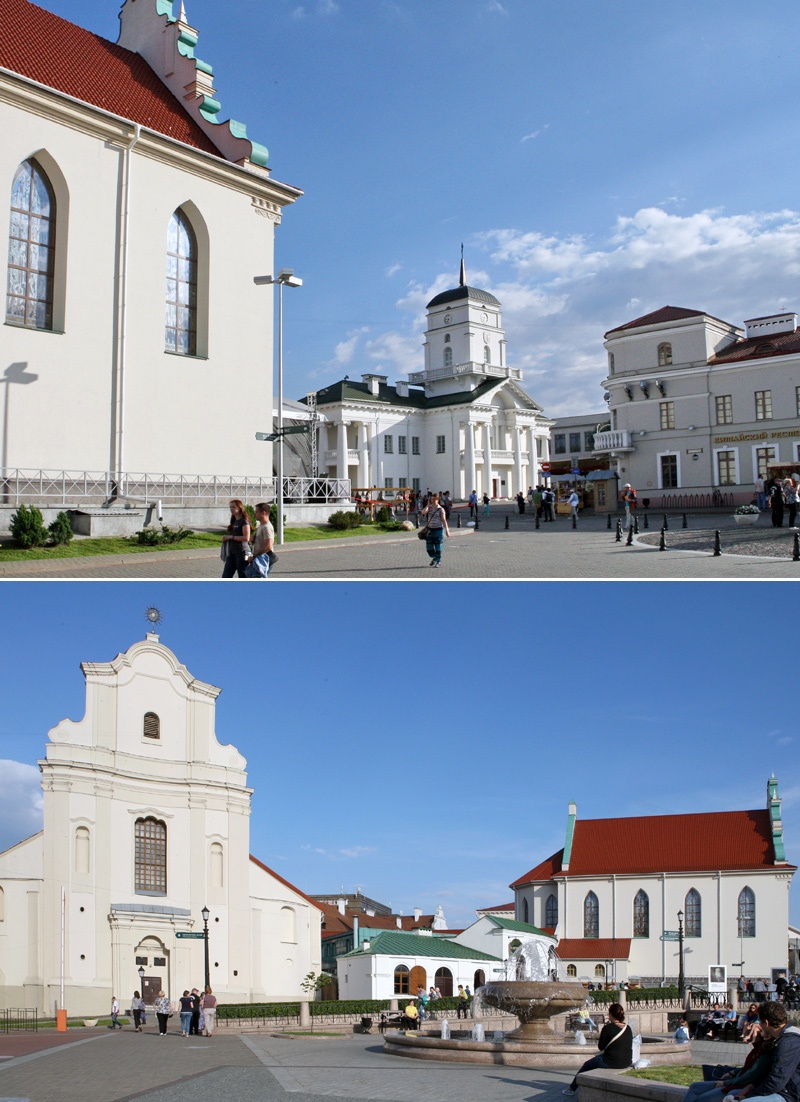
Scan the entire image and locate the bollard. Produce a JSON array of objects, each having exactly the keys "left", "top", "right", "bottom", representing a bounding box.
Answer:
[
  {"left": 615, "top": 520, "right": 622, "bottom": 542},
  {"left": 793, "top": 532, "right": 799, "bottom": 561},
  {"left": 474, "top": 516, "right": 479, "bottom": 531},
  {"left": 414, "top": 513, "right": 419, "bottom": 528},
  {"left": 572, "top": 514, "right": 577, "bottom": 529},
  {"left": 535, "top": 513, "right": 540, "bottom": 530},
  {"left": 663, "top": 513, "right": 669, "bottom": 531},
  {"left": 607, "top": 513, "right": 612, "bottom": 530},
  {"left": 634, "top": 515, "right": 639, "bottom": 534},
  {"left": 713, "top": 529, "right": 721, "bottom": 557},
  {"left": 682, "top": 513, "right": 688, "bottom": 529},
  {"left": 644, "top": 512, "right": 649, "bottom": 529},
  {"left": 505, "top": 514, "right": 509, "bottom": 530},
  {"left": 457, "top": 513, "right": 462, "bottom": 528},
  {"left": 659, "top": 528, "right": 666, "bottom": 551},
  {"left": 626, "top": 524, "right": 633, "bottom": 546}
]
